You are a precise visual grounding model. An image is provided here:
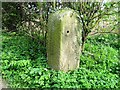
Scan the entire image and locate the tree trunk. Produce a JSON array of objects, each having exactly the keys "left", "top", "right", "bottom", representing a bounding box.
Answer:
[{"left": 81, "top": 33, "right": 88, "bottom": 53}]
